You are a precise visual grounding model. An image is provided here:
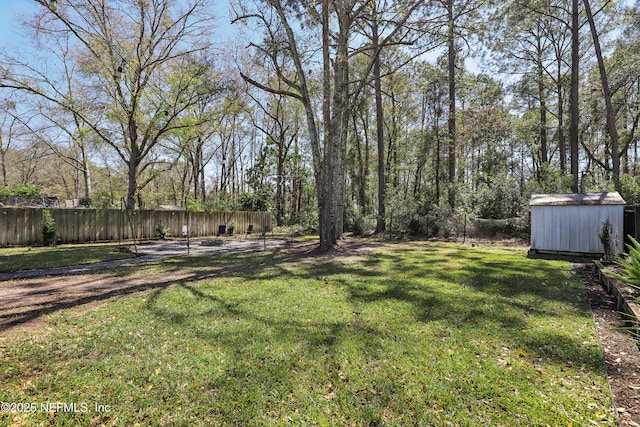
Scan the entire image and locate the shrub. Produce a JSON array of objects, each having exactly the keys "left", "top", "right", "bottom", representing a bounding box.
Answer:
[
  {"left": 407, "top": 218, "right": 423, "bottom": 236},
  {"left": 426, "top": 205, "right": 465, "bottom": 238},
  {"left": 155, "top": 222, "right": 168, "bottom": 239},
  {"left": 0, "top": 184, "right": 42, "bottom": 197},
  {"left": 408, "top": 216, "right": 438, "bottom": 237},
  {"left": 92, "top": 191, "right": 116, "bottom": 209},
  {"left": 385, "top": 184, "right": 418, "bottom": 235},
  {"left": 343, "top": 203, "right": 357, "bottom": 233},
  {"left": 611, "top": 235, "right": 640, "bottom": 291},
  {"left": 289, "top": 209, "right": 318, "bottom": 231},
  {"left": 42, "top": 210, "right": 59, "bottom": 246},
  {"left": 79, "top": 197, "right": 93, "bottom": 208},
  {"left": 352, "top": 214, "right": 376, "bottom": 236},
  {"left": 598, "top": 219, "right": 617, "bottom": 262},
  {"left": 618, "top": 174, "right": 640, "bottom": 205},
  {"left": 474, "top": 175, "right": 524, "bottom": 220},
  {"left": 238, "top": 191, "right": 271, "bottom": 212}
]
